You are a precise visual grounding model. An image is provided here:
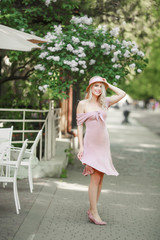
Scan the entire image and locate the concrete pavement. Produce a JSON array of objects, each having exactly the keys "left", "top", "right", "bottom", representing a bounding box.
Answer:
[{"left": 0, "top": 108, "right": 160, "bottom": 240}]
